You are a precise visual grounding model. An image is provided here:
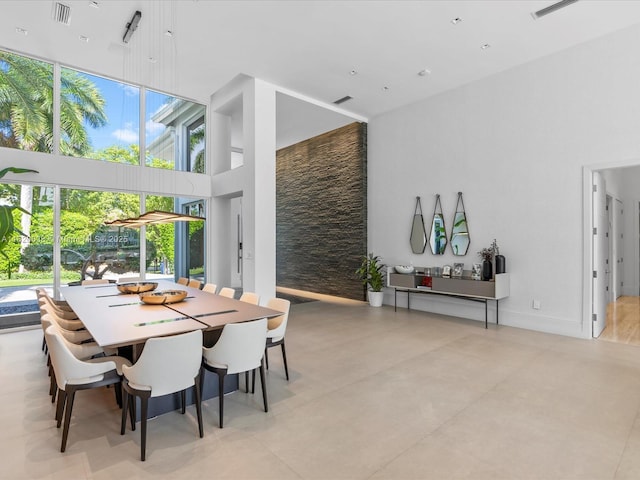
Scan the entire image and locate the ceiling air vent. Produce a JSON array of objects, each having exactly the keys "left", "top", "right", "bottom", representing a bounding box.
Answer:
[
  {"left": 333, "top": 95, "right": 353, "bottom": 105},
  {"left": 531, "top": 0, "right": 579, "bottom": 19},
  {"left": 52, "top": 2, "right": 72, "bottom": 26}
]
